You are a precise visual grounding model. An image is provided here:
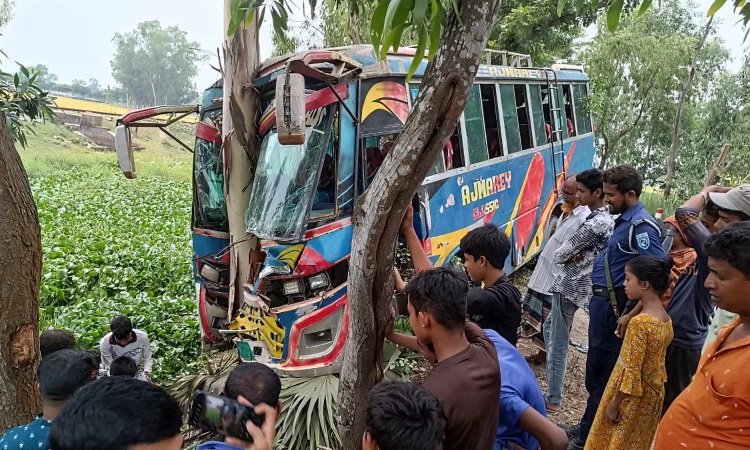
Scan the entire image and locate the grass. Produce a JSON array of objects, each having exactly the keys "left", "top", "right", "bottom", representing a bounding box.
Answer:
[
  {"left": 640, "top": 190, "right": 685, "bottom": 218},
  {"left": 19, "top": 120, "right": 200, "bottom": 381},
  {"left": 19, "top": 120, "right": 193, "bottom": 182}
]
